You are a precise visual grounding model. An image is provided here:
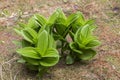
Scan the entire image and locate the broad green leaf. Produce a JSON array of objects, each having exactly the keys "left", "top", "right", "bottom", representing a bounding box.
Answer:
[
  {"left": 69, "top": 42, "right": 83, "bottom": 54},
  {"left": 40, "top": 57, "right": 59, "bottom": 67},
  {"left": 48, "top": 10, "right": 59, "bottom": 26},
  {"left": 25, "top": 28, "right": 37, "bottom": 39},
  {"left": 81, "top": 36, "right": 96, "bottom": 45},
  {"left": 43, "top": 48, "right": 59, "bottom": 57},
  {"left": 74, "top": 27, "right": 82, "bottom": 42},
  {"left": 37, "top": 30, "right": 48, "bottom": 54},
  {"left": 55, "top": 8, "right": 67, "bottom": 35},
  {"left": 21, "top": 30, "right": 33, "bottom": 43},
  {"left": 85, "top": 19, "right": 94, "bottom": 26},
  {"left": 45, "top": 23, "right": 52, "bottom": 33},
  {"left": 27, "top": 17, "right": 39, "bottom": 29},
  {"left": 21, "top": 28, "right": 37, "bottom": 44},
  {"left": 23, "top": 57, "right": 40, "bottom": 65},
  {"left": 48, "top": 35, "right": 56, "bottom": 48},
  {"left": 66, "top": 54, "right": 74, "bottom": 64},
  {"left": 71, "top": 12, "right": 85, "bottom": 27},
  {"left": 71, "top": 23, "right": 81, "bottom": 33},
  {"left": 78, "top": 49, "right": 96, "bottom": 60},
  {"left": 86, "top": 40, "right": 101, "bottom": 48},
  {"left": 85, "top": 19, "right": 97, "bottom": 30},
  {"left": 40, "top": 48, "right": 59, "bottom": 67},
  {"left": 35, "top": 14, "right": 49, "bottom": 33},
  {"left": 14, "top": 28, "right": 22, "bottom": 36},
  {"left": 63, "top": 12, "right": 81, "bottom": 37},
  {"left": 74, "top": 25, "right": 95, "bottom": 46},
  {"left": 70, "top": 12, "right": 85, "bottom": 33},
  {"left": 55, "top": 24, "right": 67, "bottom": 36},
  {"left": 17, "top": 47, "right": 40, "bottom": 59},
  {"left": 66, "top": 11, "right": 84, "bottom": 26},
  {"left": 77, "top": 12, "right": 85, "bottom": 25},
  {"left": 57, "top": 8, "right": 66, "bottom": 20},
  {"left": 66, "top": 12, "right": 80, "bottom": 26},
  {"left": 62, "top": 12, "right": 80, "bottom": 37},
  {"left": 81, "top": 19, "right": 97, "bottom": 33},
  {"left": 77, "top": 42, "right": 86, "bottom": 49},
  {"left": 80, "top": 24, "right": 91, "bottom": 39},
  {"left": 34, "top": 14, "right": 47, "bottom": 27},
  {"left": 54, "top": 9, "right": 67, "bottom": 36}
]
